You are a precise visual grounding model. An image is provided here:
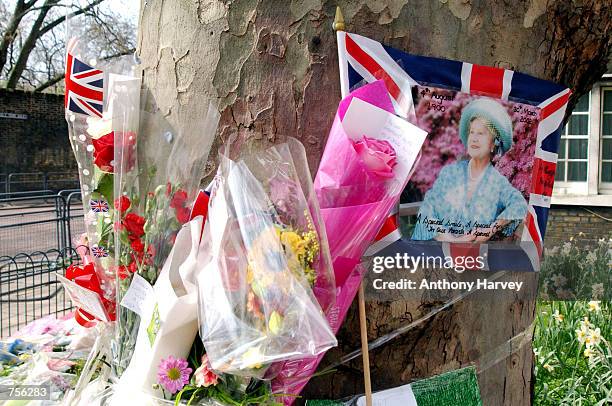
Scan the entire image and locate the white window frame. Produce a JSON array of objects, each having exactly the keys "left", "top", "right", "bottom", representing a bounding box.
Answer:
[
  {"left": 599, "top": 86, "right": 612, "bottom": 191},
  {"left": 552, "top": 78, "right": 612, "bottom": 206},
  {"left": 553, "top": 92, "right": 590, "bottom": 195}
]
